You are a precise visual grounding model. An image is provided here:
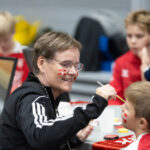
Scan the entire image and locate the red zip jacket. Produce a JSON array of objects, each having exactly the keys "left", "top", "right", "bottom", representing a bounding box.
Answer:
[{"left": 109, "top": 51, "right": 141, "bottom": 105}]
